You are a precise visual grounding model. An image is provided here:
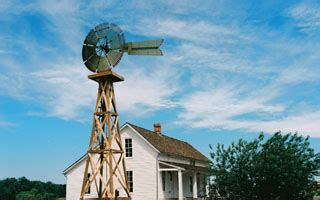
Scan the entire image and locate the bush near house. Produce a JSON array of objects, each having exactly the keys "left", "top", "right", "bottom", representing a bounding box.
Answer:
[
  {"left": 209, "top": 132, "right": 320, "bottom": 200},
  {"left": 0, "top": 177, "right": 65, "bottom": 200}
]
